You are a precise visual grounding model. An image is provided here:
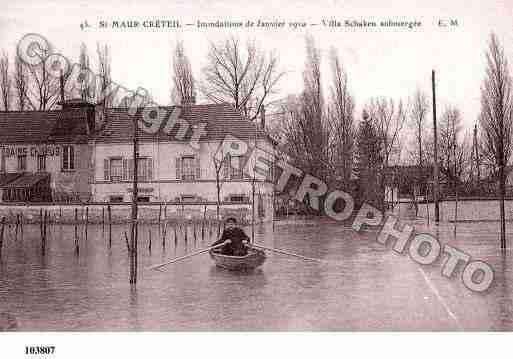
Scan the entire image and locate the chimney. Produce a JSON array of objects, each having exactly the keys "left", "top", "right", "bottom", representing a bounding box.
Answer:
[
  {"left": 60, "top": 98, "right": 96, "bottom": 133},
  {"left": 260, "top": 105, "right": 266, "bottom": 130},
  {"left": 181, "top": 95, "right": 196, "bottom": 106}
]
